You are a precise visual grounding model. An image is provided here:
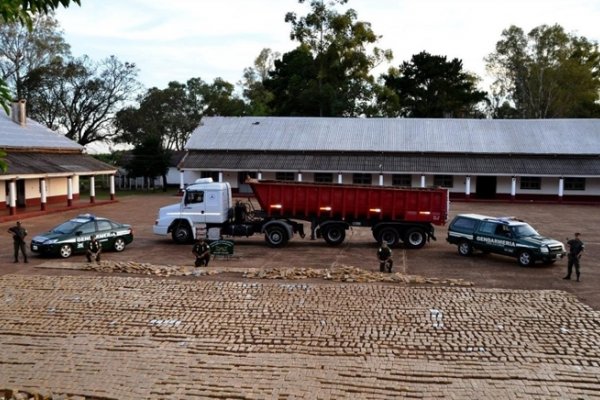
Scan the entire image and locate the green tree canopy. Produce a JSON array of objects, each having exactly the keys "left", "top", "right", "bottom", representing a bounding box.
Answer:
[
  {"left": 268, "top": 0, "right": 392, "bottom": 116},
  {"left": 240, "top": 48, "right": 279, "bottom": 116},
  {"left": 486, "top": 24, "right": 600, "bottom": 118},
  {"left": 378, "top": 51, "right": 488, "bottom": 118},
  {"left": 115, "top": 77, "right": 246, "bottom": 152}
]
